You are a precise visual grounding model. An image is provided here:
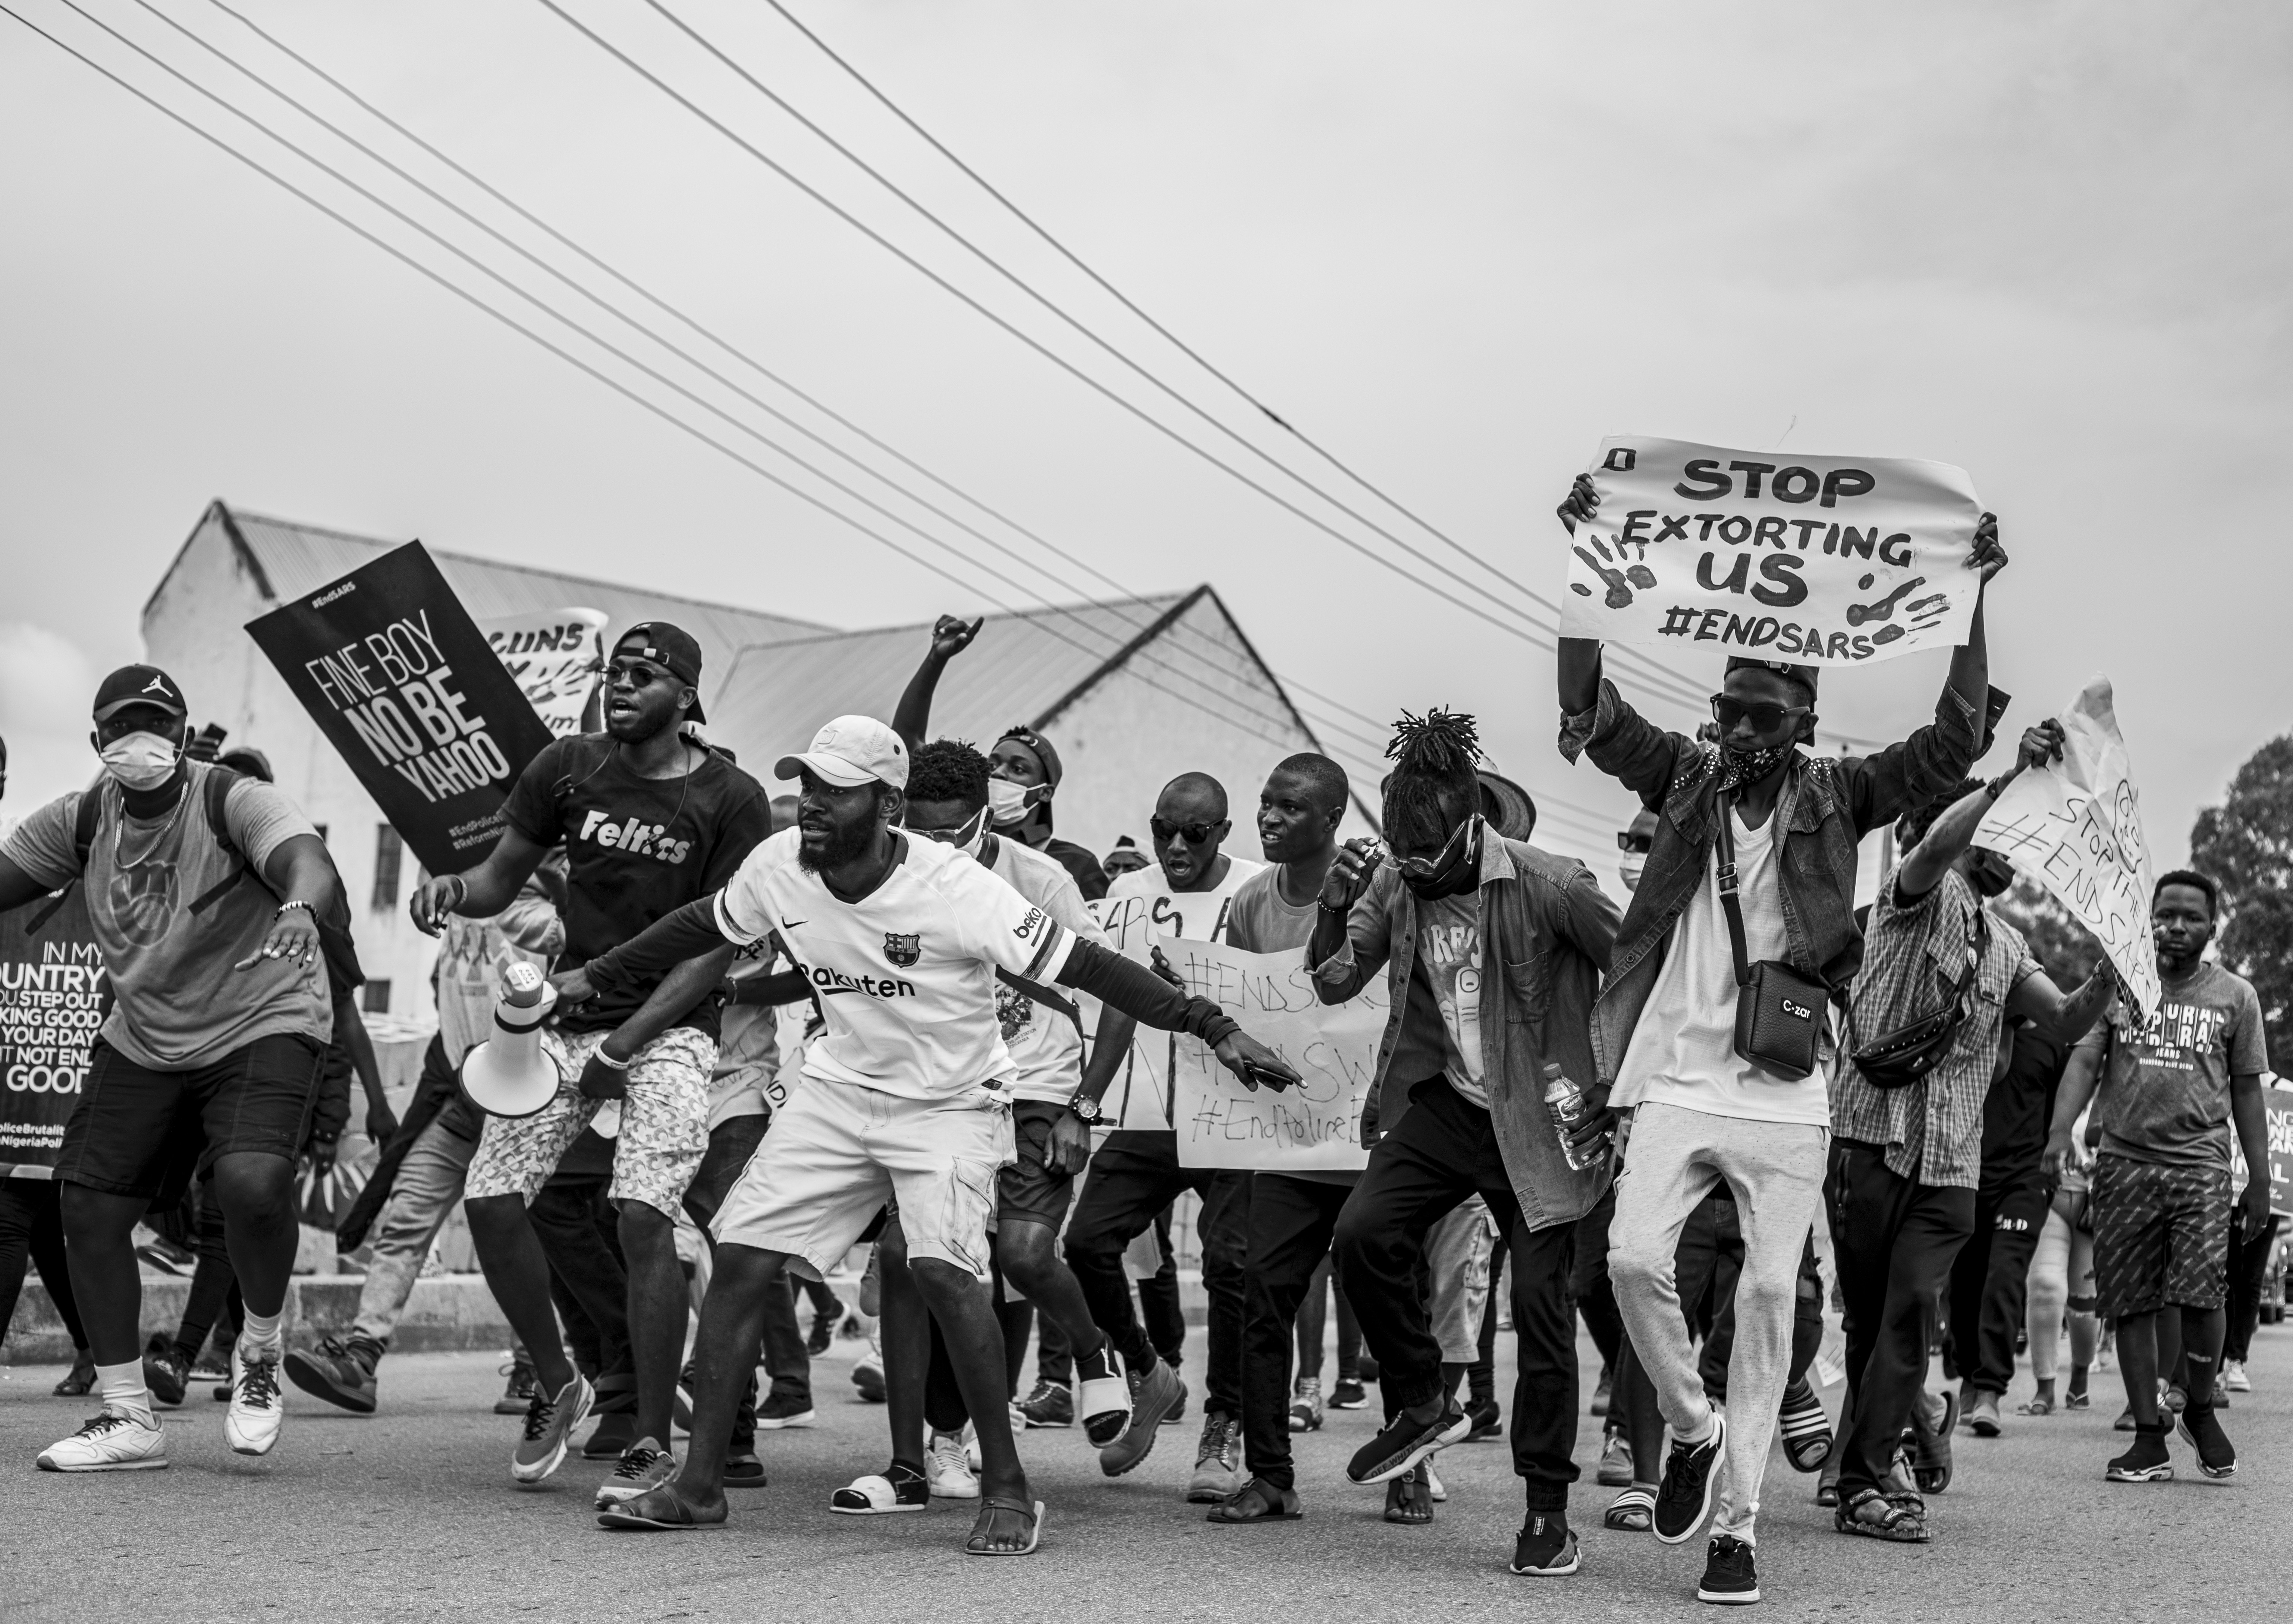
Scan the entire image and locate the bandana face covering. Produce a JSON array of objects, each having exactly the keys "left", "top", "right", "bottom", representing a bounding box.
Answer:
[
  {"left": 1401, "top": 814, "right": 1482, "bottom": 901},
  {"left": 1716, "top": 742, "right": 1792, "bottom": 791}
]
